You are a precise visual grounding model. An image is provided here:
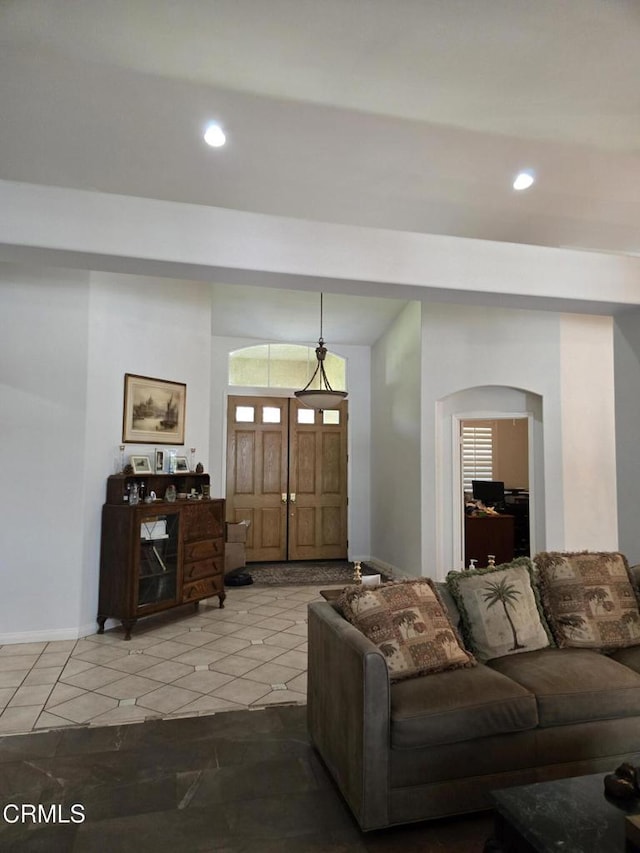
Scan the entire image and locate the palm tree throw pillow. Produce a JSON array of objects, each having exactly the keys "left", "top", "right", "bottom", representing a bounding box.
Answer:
[
  {"left": 337, "top": 579, "right": 476, "bottom": 682},
  {"left": 535, "top": 551, "right": 640, "bottom": 650},
  {"left": 447, "top": 558, "right": 552, "bottom": 662}
]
